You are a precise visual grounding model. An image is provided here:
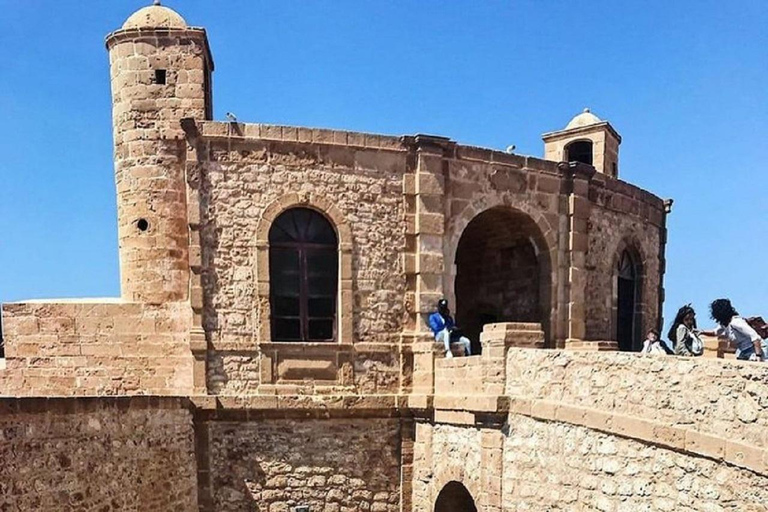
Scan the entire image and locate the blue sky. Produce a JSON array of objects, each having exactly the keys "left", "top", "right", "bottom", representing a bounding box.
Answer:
[{"left": 0, "top": 1, "right": 766, "bottom": 334}]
